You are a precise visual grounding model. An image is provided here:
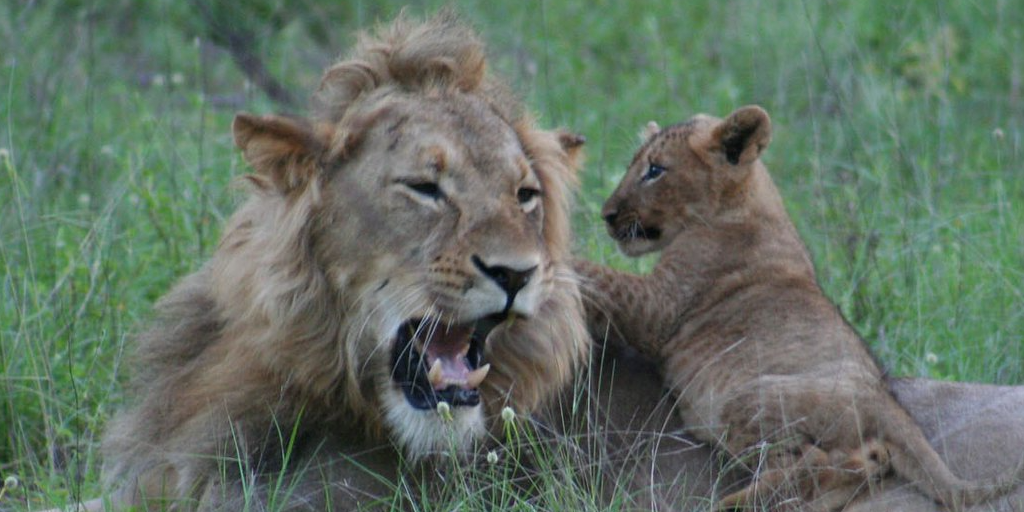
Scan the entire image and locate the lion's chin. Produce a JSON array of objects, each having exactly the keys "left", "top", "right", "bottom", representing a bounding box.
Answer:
[
  {"left": 381, "top": 316, "right": 501, "bottom": 458},
  {"left": 617, "top": 237, "right": 662, "bottom": 257},
  {"left": 610, "top": 221, "right": 663, "bottom": 257},
  {"left": 381, "top": 388, "right": 486, "bottom": 460}
]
